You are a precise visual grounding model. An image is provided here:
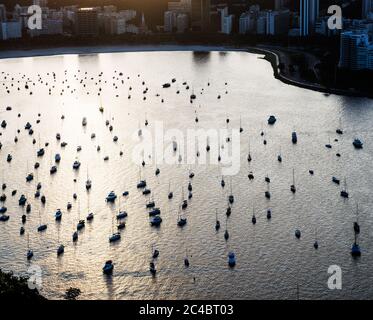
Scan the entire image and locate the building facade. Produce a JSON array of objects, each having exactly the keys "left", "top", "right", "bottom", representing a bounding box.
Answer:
[
  {"left": 76, "top": 8, "right": 99, "bottom": 36},
  {"left": 339, "top": 31, "right": 373, "bottom": 70},
  {"left": 191, "top": 0, "right": 210, "bottom": 31},
  {"left": 362, "top": 0, "right": 373, "bottom": 19},
  {"left": 299, "top": 0, "right": 319, "bottom": 36},
  {"left": 0, "top": 21, "right": 22, "bottom": 40}
]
